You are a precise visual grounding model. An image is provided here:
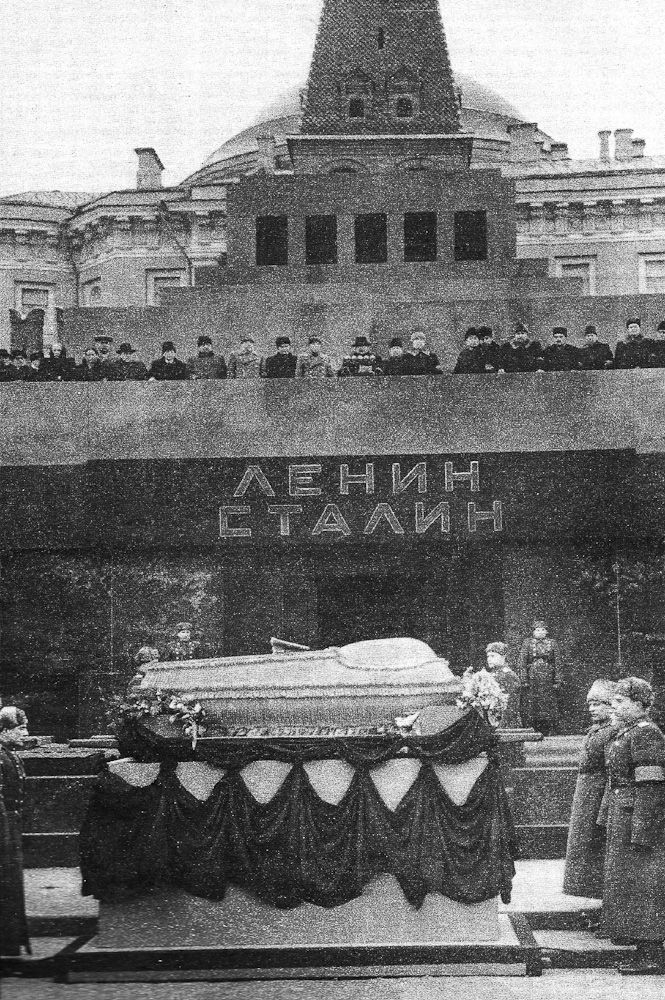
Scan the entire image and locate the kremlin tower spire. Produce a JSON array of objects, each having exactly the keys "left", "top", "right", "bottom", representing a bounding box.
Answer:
[{"left": 301, "top": 0, "right": 460, "bottom": 136}]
